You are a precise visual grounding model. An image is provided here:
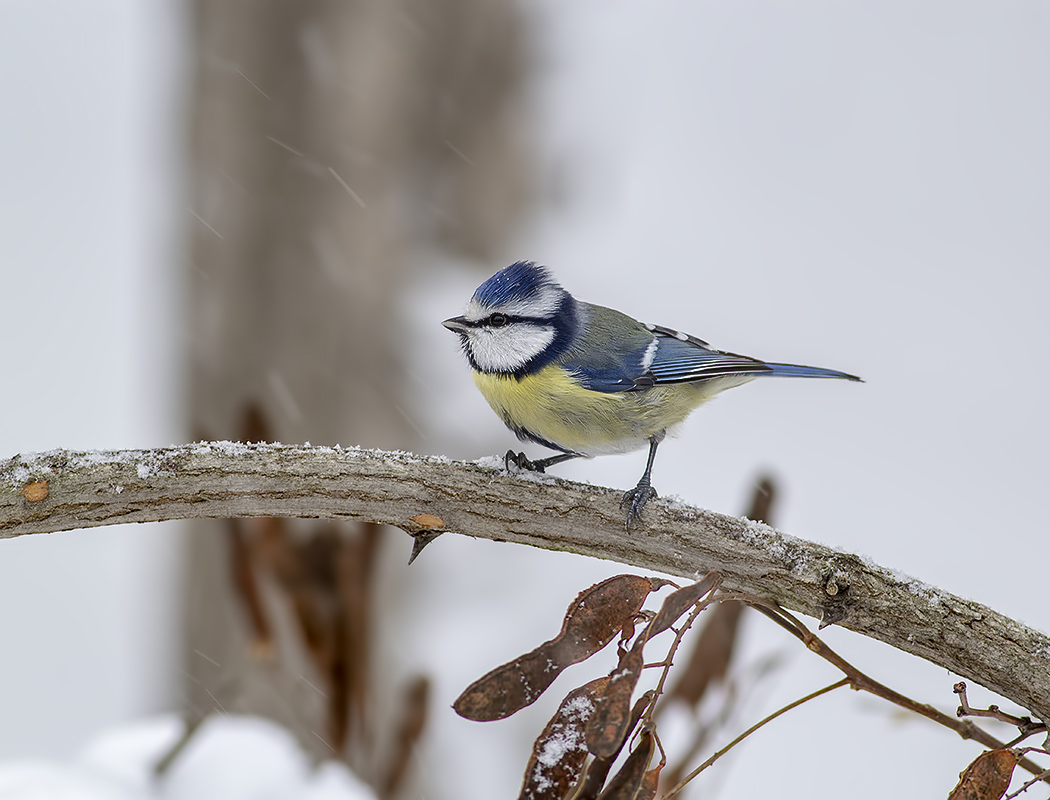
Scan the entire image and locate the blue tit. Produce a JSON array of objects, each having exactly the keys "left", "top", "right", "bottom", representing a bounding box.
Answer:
[{"left": 443, "top": 261, "right": 861, "bottom": 530}]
